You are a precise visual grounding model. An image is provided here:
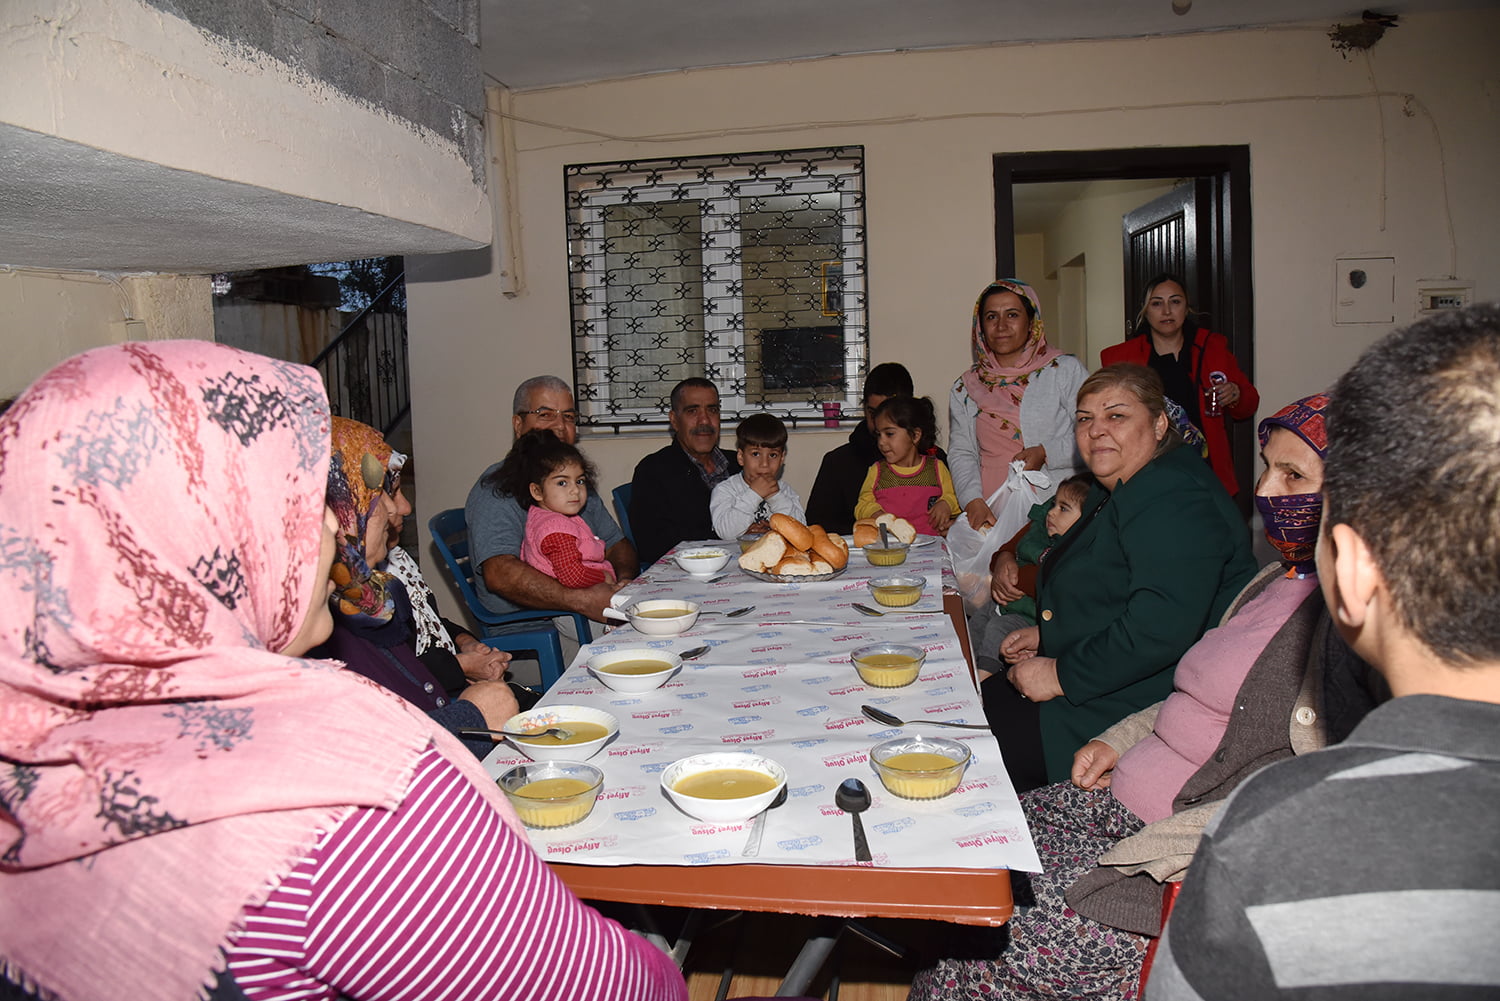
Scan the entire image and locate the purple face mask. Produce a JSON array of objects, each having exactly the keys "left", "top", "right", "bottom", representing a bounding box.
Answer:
[{"left": 1255, "top": 491, "right": 1323, "bottom": 575}]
